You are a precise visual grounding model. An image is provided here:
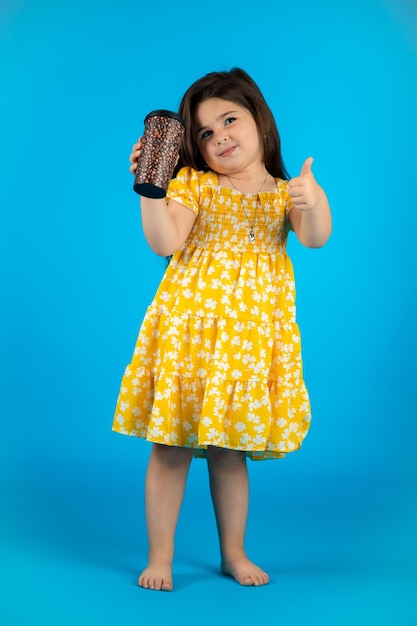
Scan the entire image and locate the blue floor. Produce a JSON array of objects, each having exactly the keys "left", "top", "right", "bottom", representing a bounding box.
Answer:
[{"left": 1, "top": 455, "right": 416, "bottom": 626}]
